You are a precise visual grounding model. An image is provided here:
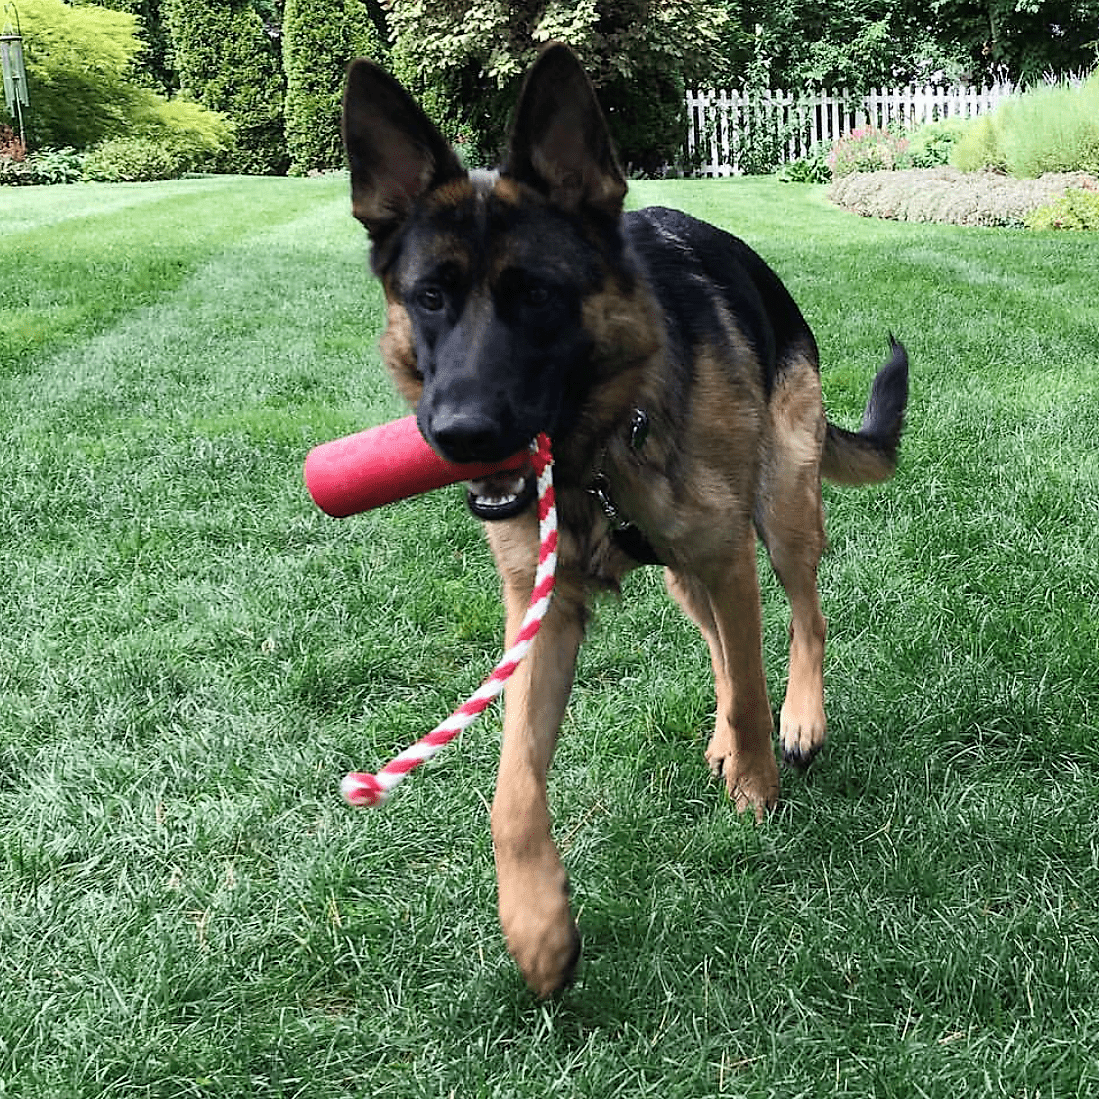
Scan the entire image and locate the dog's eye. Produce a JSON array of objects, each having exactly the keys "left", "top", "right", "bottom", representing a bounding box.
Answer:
[{"left": 415, "top": 286, "right": 445, "bottom": 312}]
